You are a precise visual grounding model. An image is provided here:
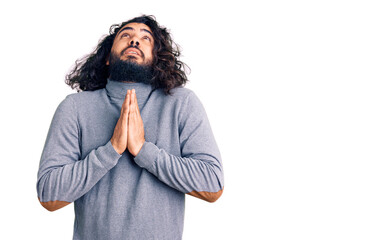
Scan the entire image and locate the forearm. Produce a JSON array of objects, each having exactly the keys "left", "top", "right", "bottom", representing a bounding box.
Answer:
[
  {"left": 132, "top": 90, "right": 225, "bottom": 202},
  {"left": 134, "top": 141, "right": 224, "bottom": 202},
  {"left": 37, "top": 141, "right": 121, "bottom": 211}
]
